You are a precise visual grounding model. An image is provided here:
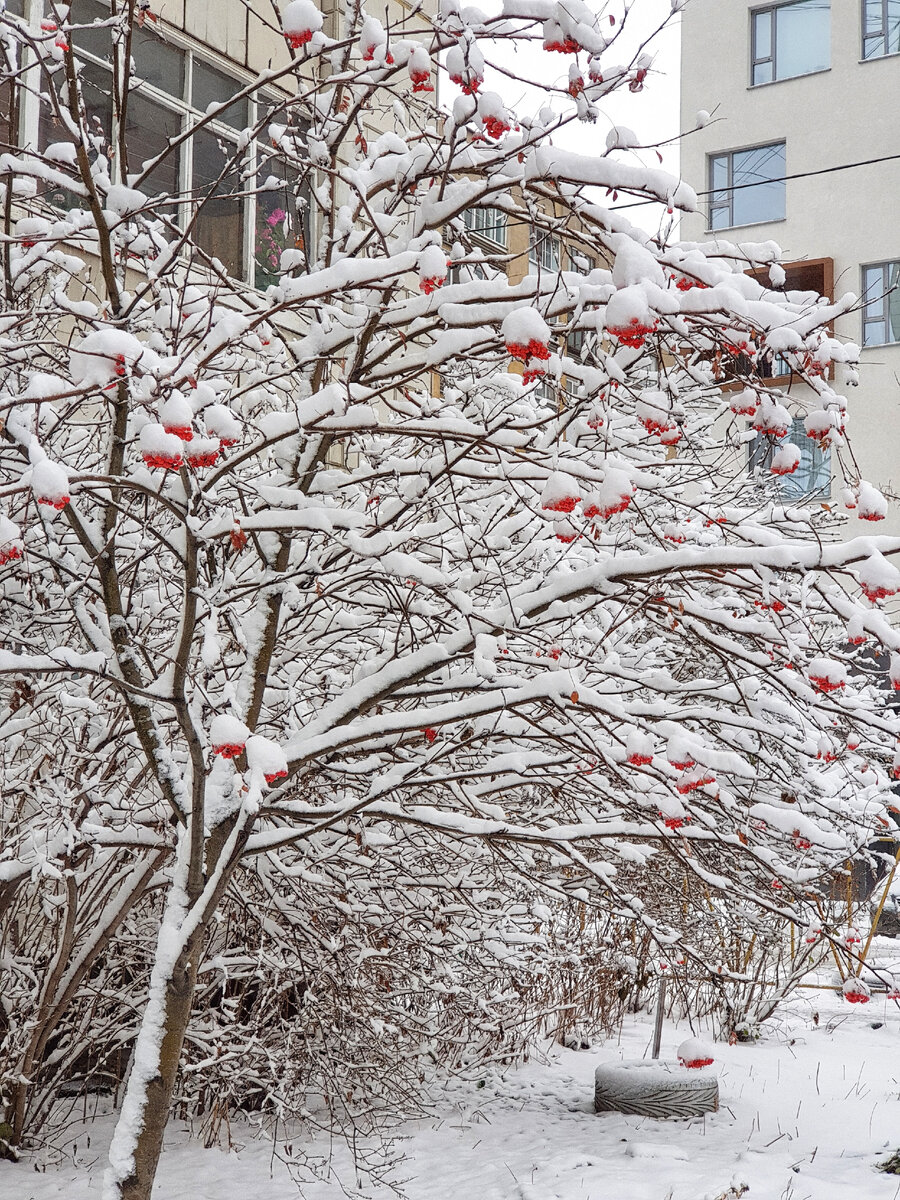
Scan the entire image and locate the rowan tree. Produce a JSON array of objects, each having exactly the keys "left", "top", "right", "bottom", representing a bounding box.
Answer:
[{"left": 0, "top": 1, "right": 898, "bottom": 1197}]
